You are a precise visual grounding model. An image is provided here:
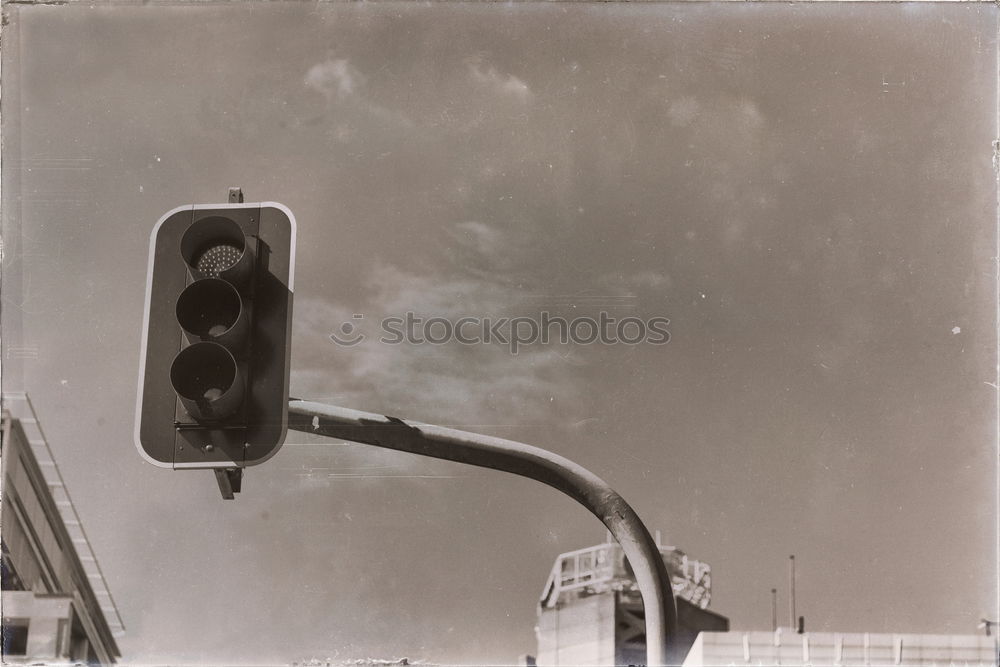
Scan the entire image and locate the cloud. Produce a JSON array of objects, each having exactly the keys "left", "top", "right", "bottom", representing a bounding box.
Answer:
[
  {"left": 304, "top": 58, "right": 364, "bottom": 102},
  {"left": 292, "top": 288, "right": 579, "bottom": 428},
  {"left": 452, "top": 221, "right": 504, "bottom": 257},
  {"left": 467, "top": 57, "right": 532, "bottom": 102},
  {"left": 291, "top": 222, "right": 582, "bottom": 429},
  {"left": 303, "top": 57, "right": 413, "bottom": 130}
]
